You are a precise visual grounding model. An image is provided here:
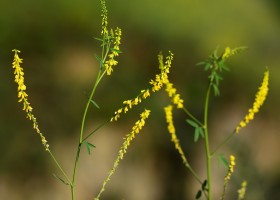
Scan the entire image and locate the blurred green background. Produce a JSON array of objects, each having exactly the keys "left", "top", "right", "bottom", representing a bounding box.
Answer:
[{"left": 1, "top": 0, "right": 280, "bottom": 199}]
